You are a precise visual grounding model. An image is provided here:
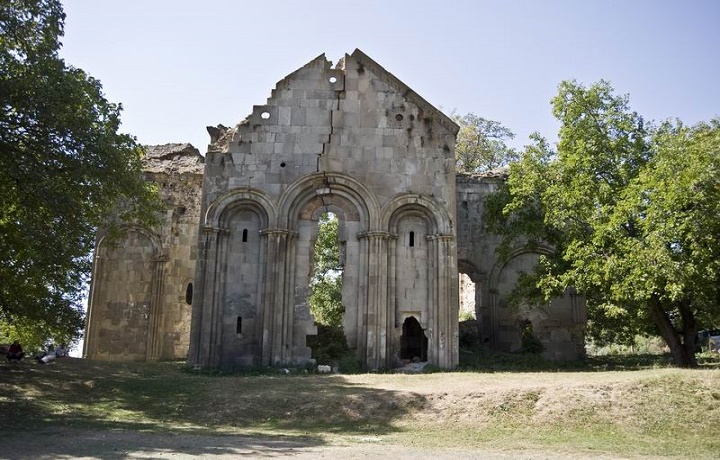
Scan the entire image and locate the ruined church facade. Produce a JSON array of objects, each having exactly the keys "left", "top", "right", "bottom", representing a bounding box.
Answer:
[{"left": 84, "top": 50, "right": 585, "bottom": 369}]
